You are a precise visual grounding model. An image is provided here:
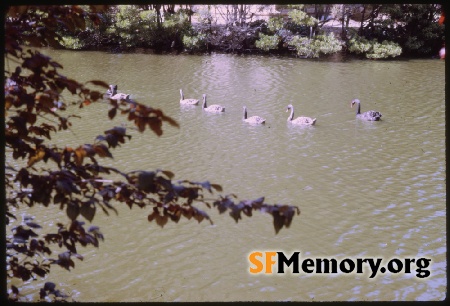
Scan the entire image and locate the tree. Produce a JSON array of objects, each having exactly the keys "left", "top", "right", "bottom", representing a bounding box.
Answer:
[
  {"left": 4, "top": 5, "right": 300, "bottom": 301},
  {"left": 255, "top": 5, "right": 343, "bottom": 58},
  {"left": 359, "top": 4, "right": 444, "bottom": 57},
  {"left": 331, "top": 4, "right": 361, "bottom": 41}
]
